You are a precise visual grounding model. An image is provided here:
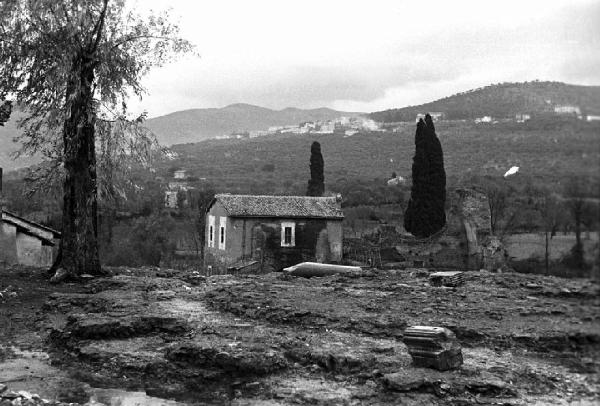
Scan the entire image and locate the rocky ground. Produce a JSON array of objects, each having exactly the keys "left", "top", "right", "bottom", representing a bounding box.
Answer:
[{"left": 1, "top": 264, "right": 599, "bottom": 405}]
